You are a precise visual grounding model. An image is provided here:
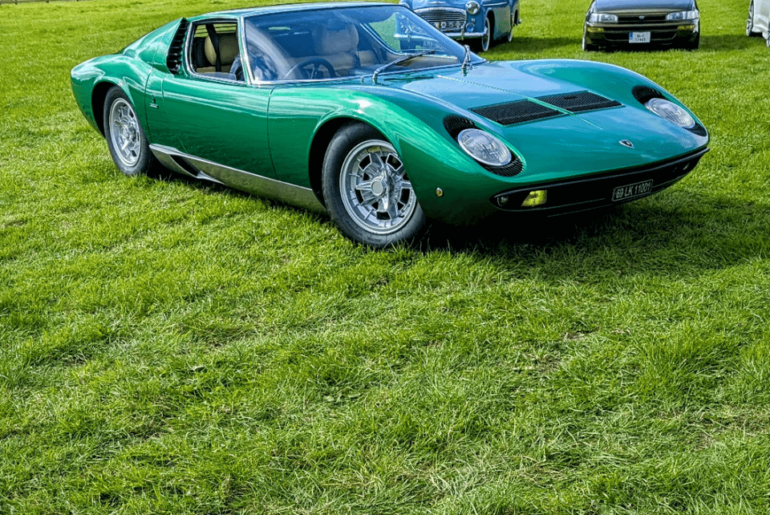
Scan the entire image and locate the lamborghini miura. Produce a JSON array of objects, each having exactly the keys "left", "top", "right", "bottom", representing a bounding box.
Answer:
[{"left": 71, "top": 2, "right": 709, "bottom": 247}]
